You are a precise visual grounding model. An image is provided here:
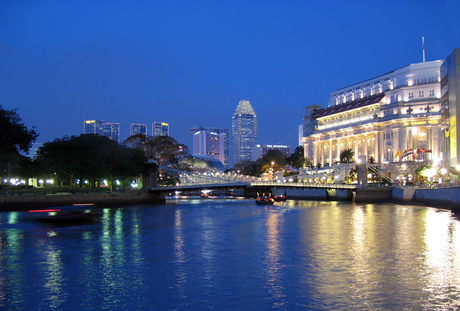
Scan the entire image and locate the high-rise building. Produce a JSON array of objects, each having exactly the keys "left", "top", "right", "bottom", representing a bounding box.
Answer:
[
  {"left": 189, "top": 126, "right": 229, "bottom": 168},
  {"left": 192, "top": 130, "right": 225, "bottom": 166},
  {"left": 152, "top": 122, "right": 169, "bottom": 137},
  {"left": 103, "top": 123, "right": 120, "bottom": 143},
  {"left": 84, "top": 120, "right": 103, "bottom": 135},
  {"left": 441, "top": 49, "right": 460, "bottom": 168},
  {"left": 252, "top": 144, "right": 292, "bottom": 161},
  {"left": 232, "top": 100, "right": 257, "bottom": 166},
  {"left": 131, "top": 123, "right": 147, "bottom": 136},
  {"left": 83, "top": 120, "right": 119, "bottom": 143}
]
